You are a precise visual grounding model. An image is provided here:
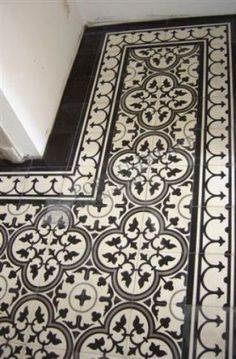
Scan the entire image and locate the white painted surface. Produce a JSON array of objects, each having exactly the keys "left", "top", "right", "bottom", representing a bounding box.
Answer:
[
  {"left": 0, "top": 1, "right": 84, "bottom": 156},
  {"left": 0, "top": 90, "right": 39, "bottom": 161},
  {"left": 77, "top": 0, "right": 236, "bottom": 24}
]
